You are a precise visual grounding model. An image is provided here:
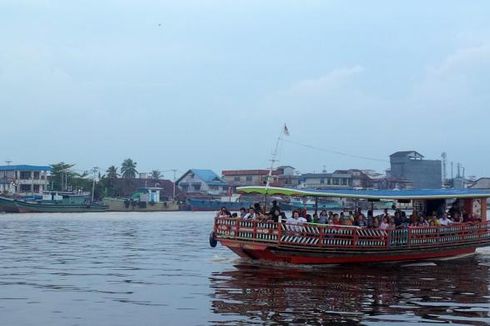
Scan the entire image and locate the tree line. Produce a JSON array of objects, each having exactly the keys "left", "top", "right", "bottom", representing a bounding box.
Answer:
[{"left": 49, "top": 158, "right": 164, "bottom": 200}]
